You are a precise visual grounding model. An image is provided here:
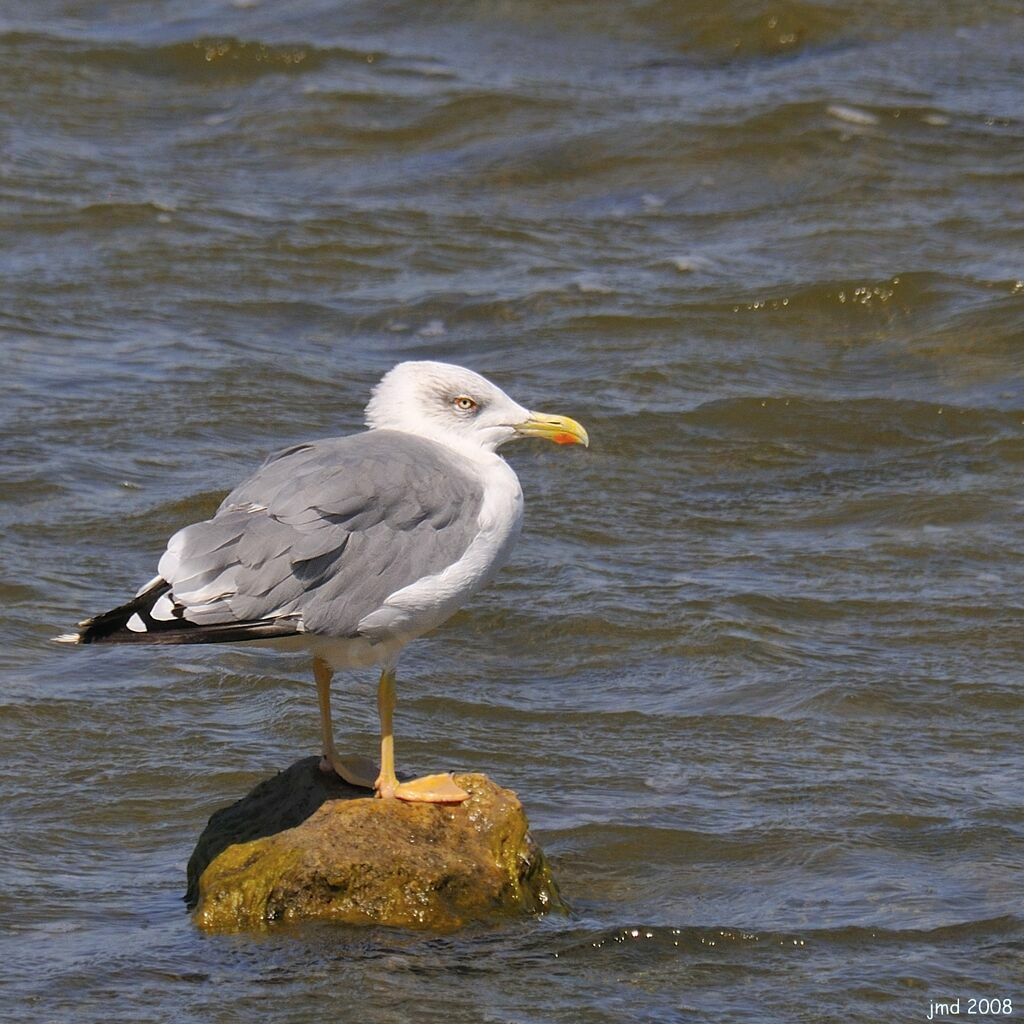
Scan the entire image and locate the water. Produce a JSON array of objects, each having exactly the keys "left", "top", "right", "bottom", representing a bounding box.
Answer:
[{"left": 2, "top": 2, "right": 1023, "bottom": 1021}]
